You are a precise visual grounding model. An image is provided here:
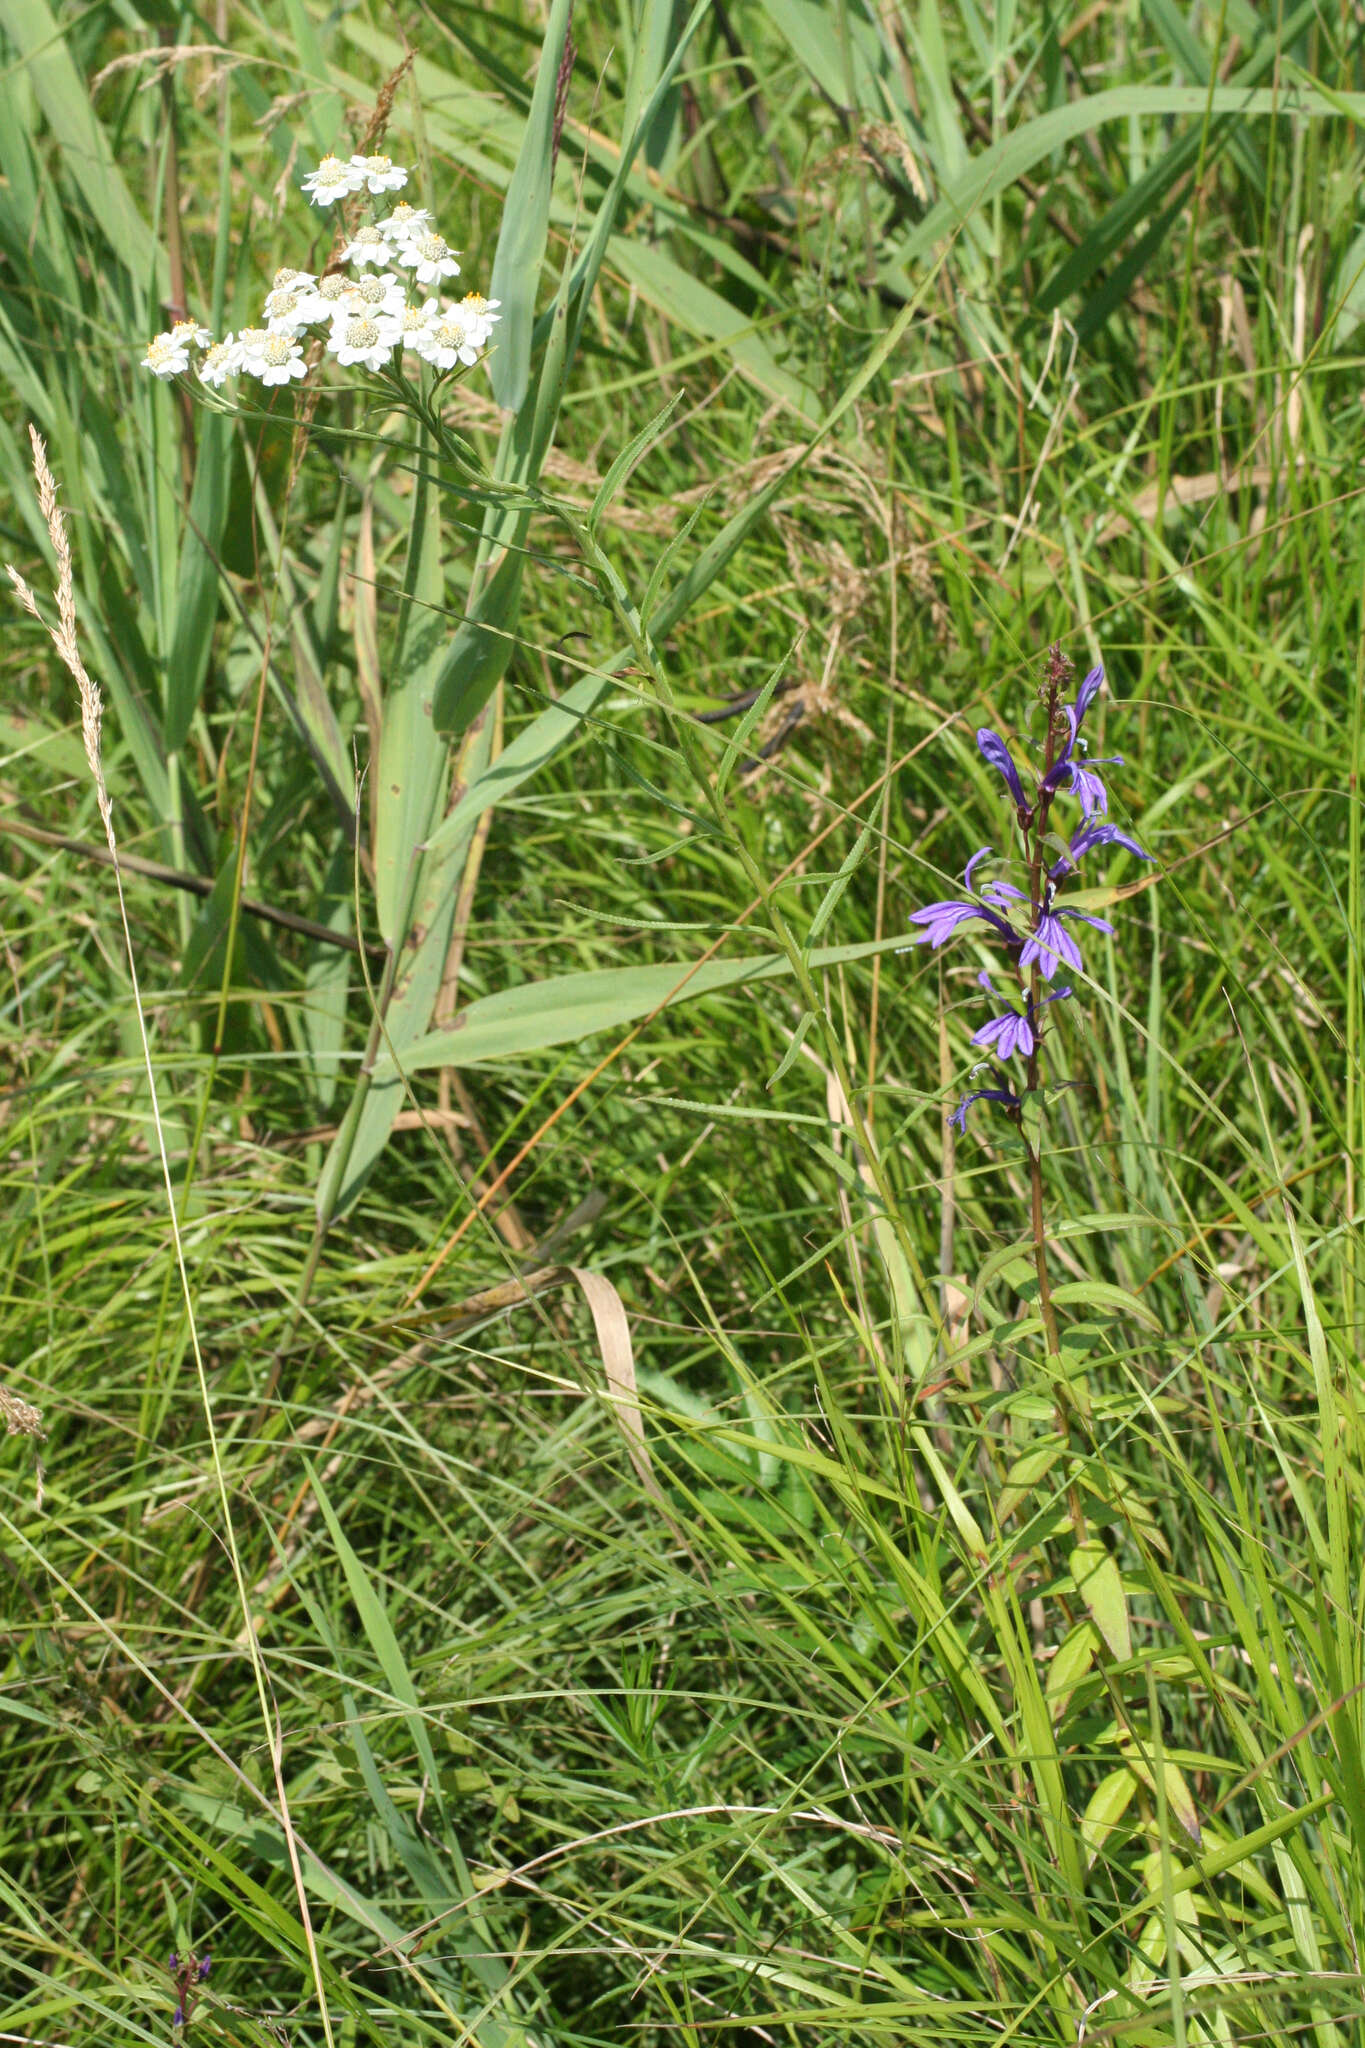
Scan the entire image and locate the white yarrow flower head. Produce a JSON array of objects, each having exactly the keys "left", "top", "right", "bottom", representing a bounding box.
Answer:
[
  {"left": 349, "top": 269, "right": 407, "bottom": 321},
  {"left": 234, "top": 327, "right": 272, "bottom": 367},
  {"left": 298, "top": 272, "right": 357, "bottom": 324},
  {"left": 396, "top": 300, "right": 437, "bottom": 351},
  {"left": 170, "top": 319, "right": 213, "bottom": 351},
  {"left": 198, "top": 335, "right": 241, "bottom": 388},
  {"left": 142, "top": 329, "right": 192, "bottom": 377},
  {"left": 377, "top": 202, "right": 433, "bottom": 246},
  {"left": 245, "top": 331, "right": 309, "bottom": 387},
  {"left": 301, "top": 154, "right": 364, "bottom": 206},
  {"left": 398, "top": 230, "right": 461, "bottom": 286},
  {"left": 327, "top": 311, "right": 400, "bottom": 371},
  {"left": 272, "top": 266, "right": 315, "bottom": 292},
  {"left": 349, "top": 153, "right": 408, "bottom": 195},
  {"left": 457, "top": 291, "right": 501, "bottom": 350},
  {"left": 341, "top": 224, "right": 389, "bottom": 268},
  {"left": 262, "top": 283, "right": 312, "bottom": 333},
  {"left": 413, "top": 301, "right": 480, "bottom": 370}
]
